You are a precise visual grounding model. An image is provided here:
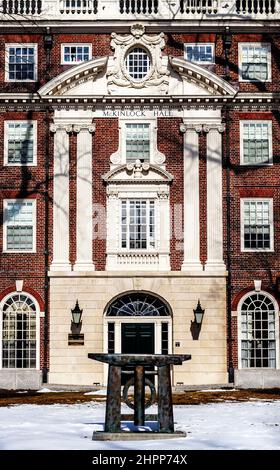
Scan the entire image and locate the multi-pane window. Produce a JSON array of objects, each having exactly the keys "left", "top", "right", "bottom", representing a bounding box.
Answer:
[
  {"left": 121, "top": 200, "right": 155, "bottom": 250},
  {"left": 126, "top": 123, "right": 150, "bottom": 162},
  {"left": 6, "top": 44, "right": 37, "bottom": 81},
  {"left": 2, "top": 293, "right": 37, "bottom": 369},
  {"left": 107, "top": 323, "right": 115, "bottom": 354},
  {"left": 125, "top": 47, "right": 150, "bottom": 80},
  {"left": 4, "top": 200, "right": 36, "bottom": 252},
  {"left": 242, "top": 199, "right": 273, "bottom": 251},
  {"left": 239, "top": 43, "right": 271, "bottom": 81},
  {"left": 5, "top": 122, "right": 36, "bottom": 165},
  {"left": 61, "top": 44, "right": 92, "bottom": 64},
  {"left": 240, "top": 293, "right": 276, "bottom": 368},
  {"left": 184, "top": 44, "right": 214, "bottom": 63},
  {"left": 161, "top": 322, "right": 169, "bottom": 355},
  {"left": 241, "top": 122, "right": 271, "bottom": 165}
]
